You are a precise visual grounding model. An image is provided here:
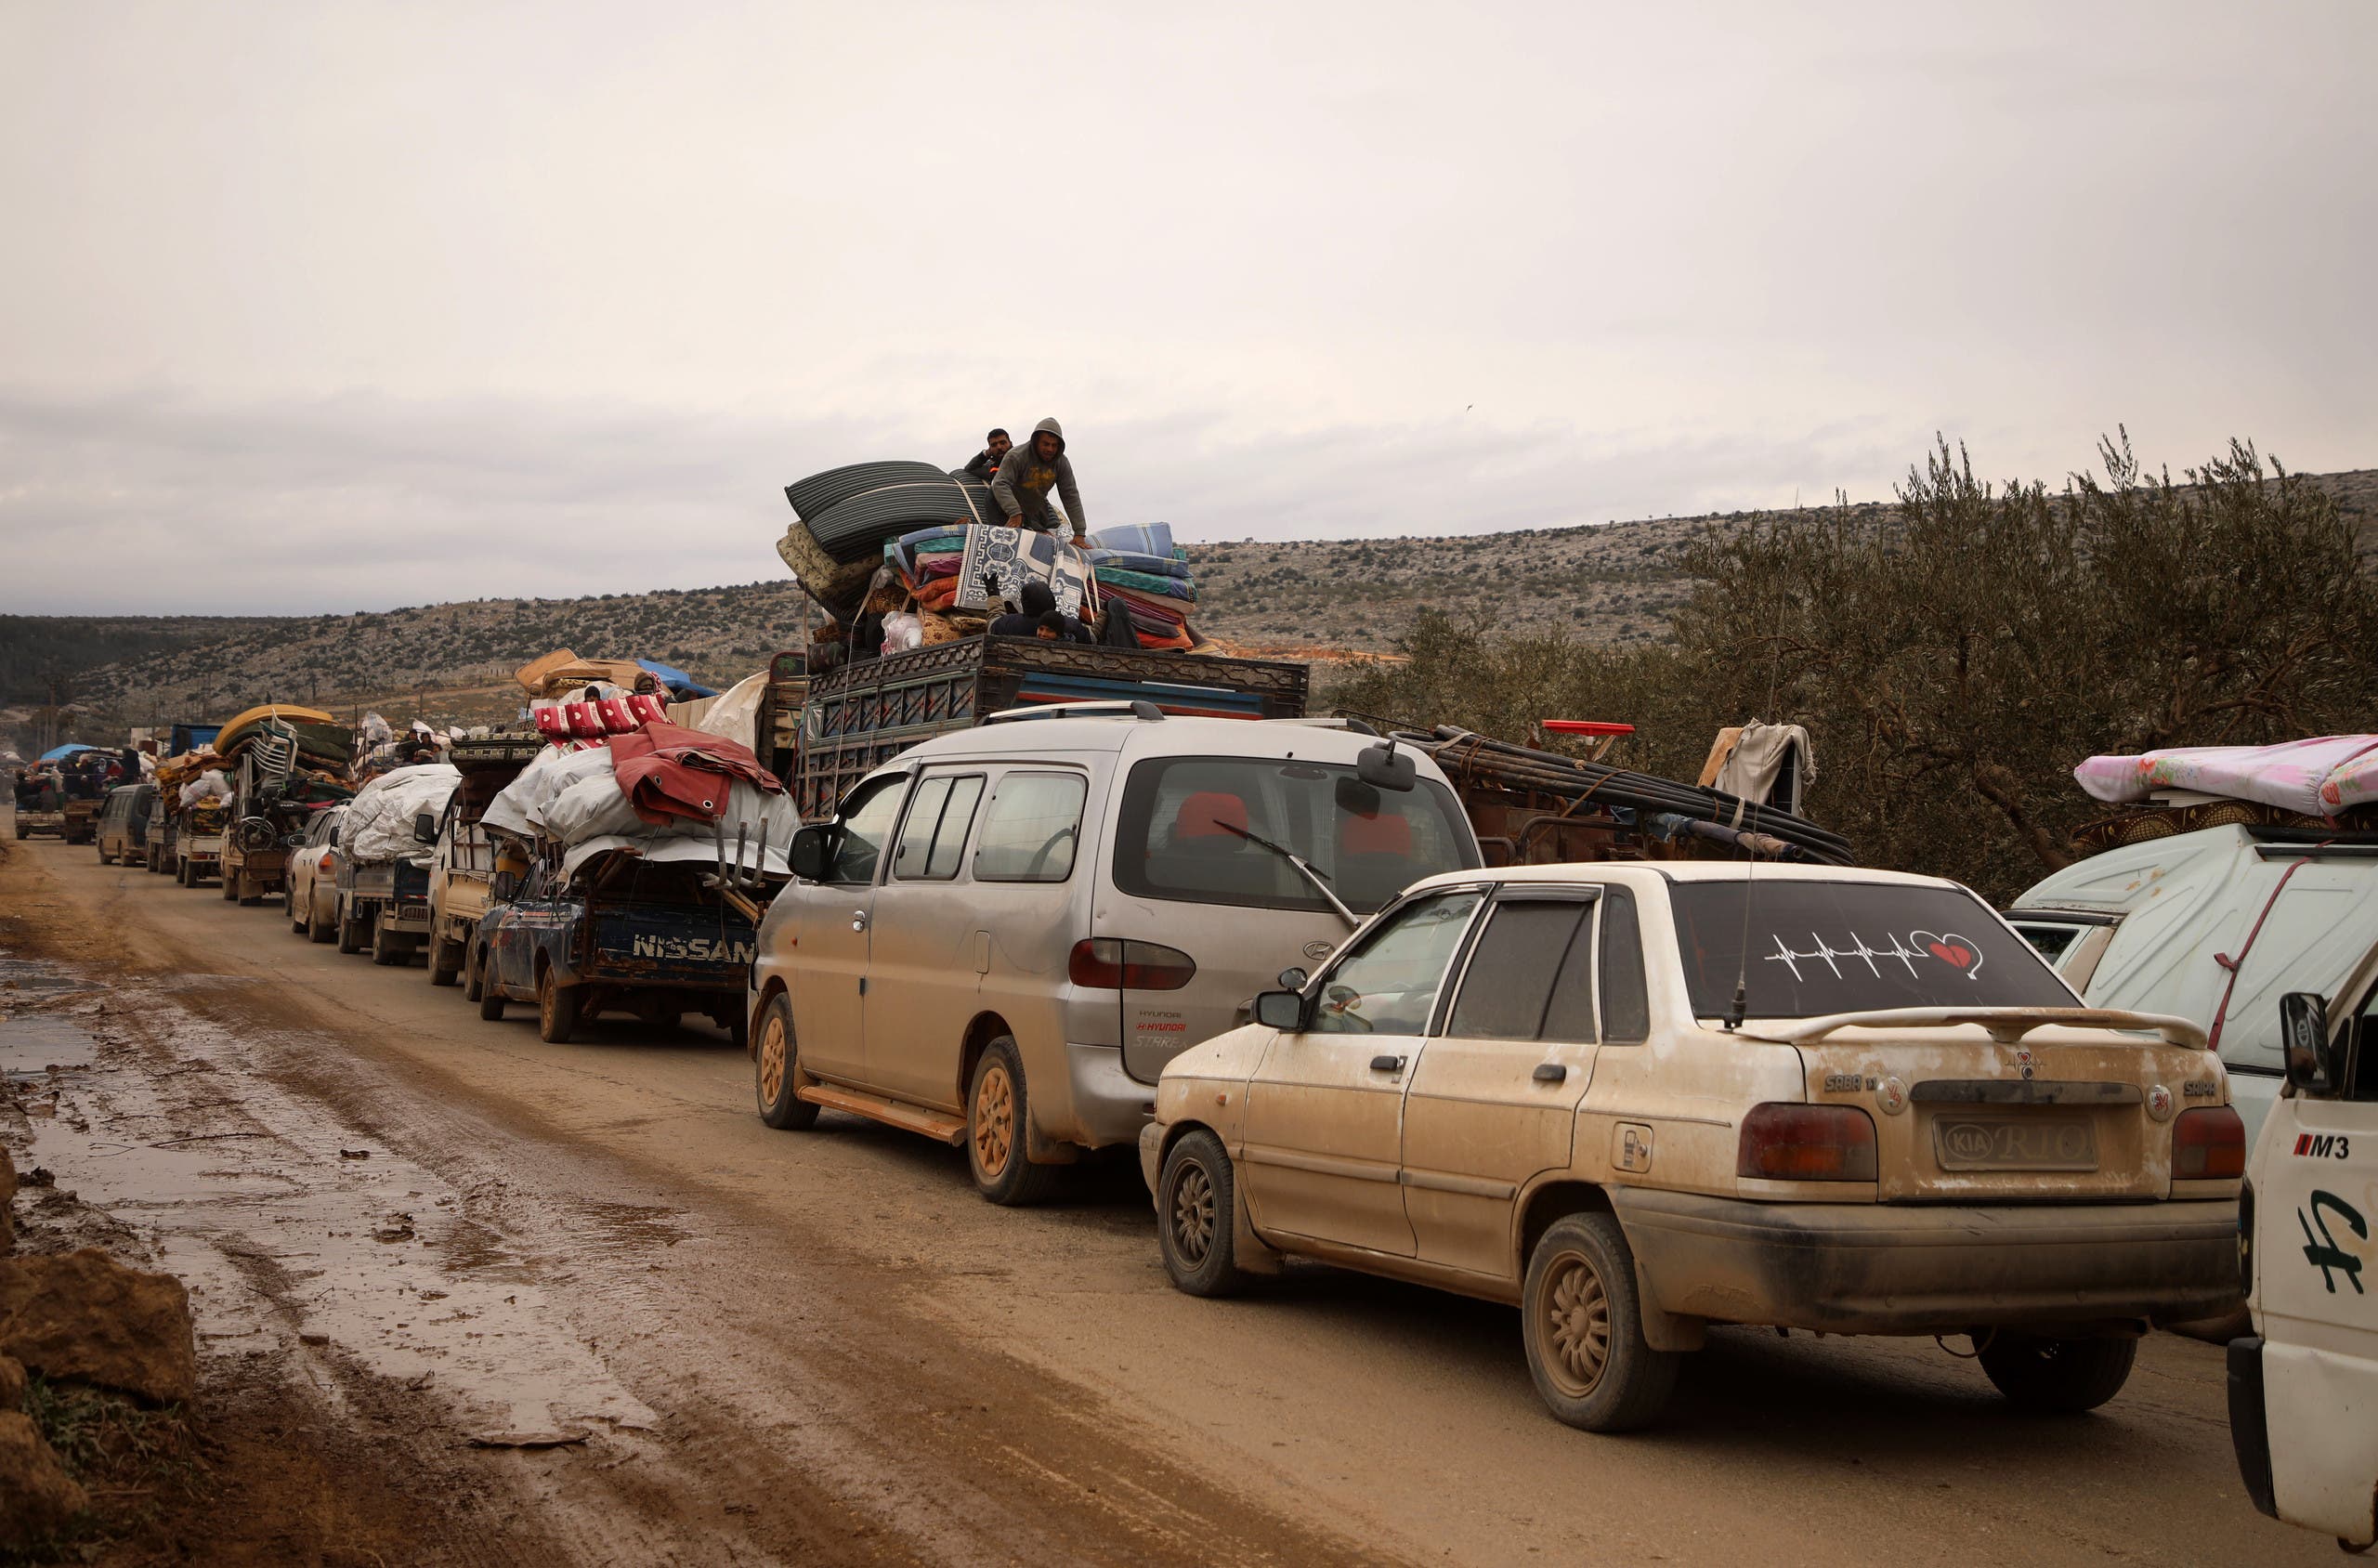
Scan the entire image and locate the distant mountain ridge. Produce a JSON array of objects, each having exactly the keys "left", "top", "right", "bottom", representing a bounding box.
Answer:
[{"left": 19, "top": 466, "right": 2373, "bottom": 730}]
